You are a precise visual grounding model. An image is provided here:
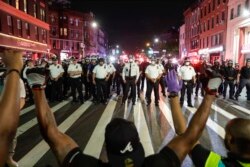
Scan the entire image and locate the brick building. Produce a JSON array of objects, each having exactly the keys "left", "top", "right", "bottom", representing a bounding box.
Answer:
[
  {"left": 197, "top": 0, "right": 228, "bottom": 63},
  {"left": 49, "top": 8, "right": 84, "bottom": 59},
  {"left": 0, "top": 0, "right": 49, "bottom": 59}
]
